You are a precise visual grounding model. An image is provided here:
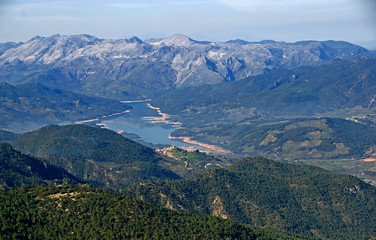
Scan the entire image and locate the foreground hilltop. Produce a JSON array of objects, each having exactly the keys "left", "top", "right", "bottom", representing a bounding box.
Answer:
[
  {"left": 0, "top": 184, "right": 304, "bottom": 239},
  {"left": 0, "top": 34, "right": 368, "bottom": 99},
  {"left": 2, "top": 124, "right": 376, "bottom": 238}
]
